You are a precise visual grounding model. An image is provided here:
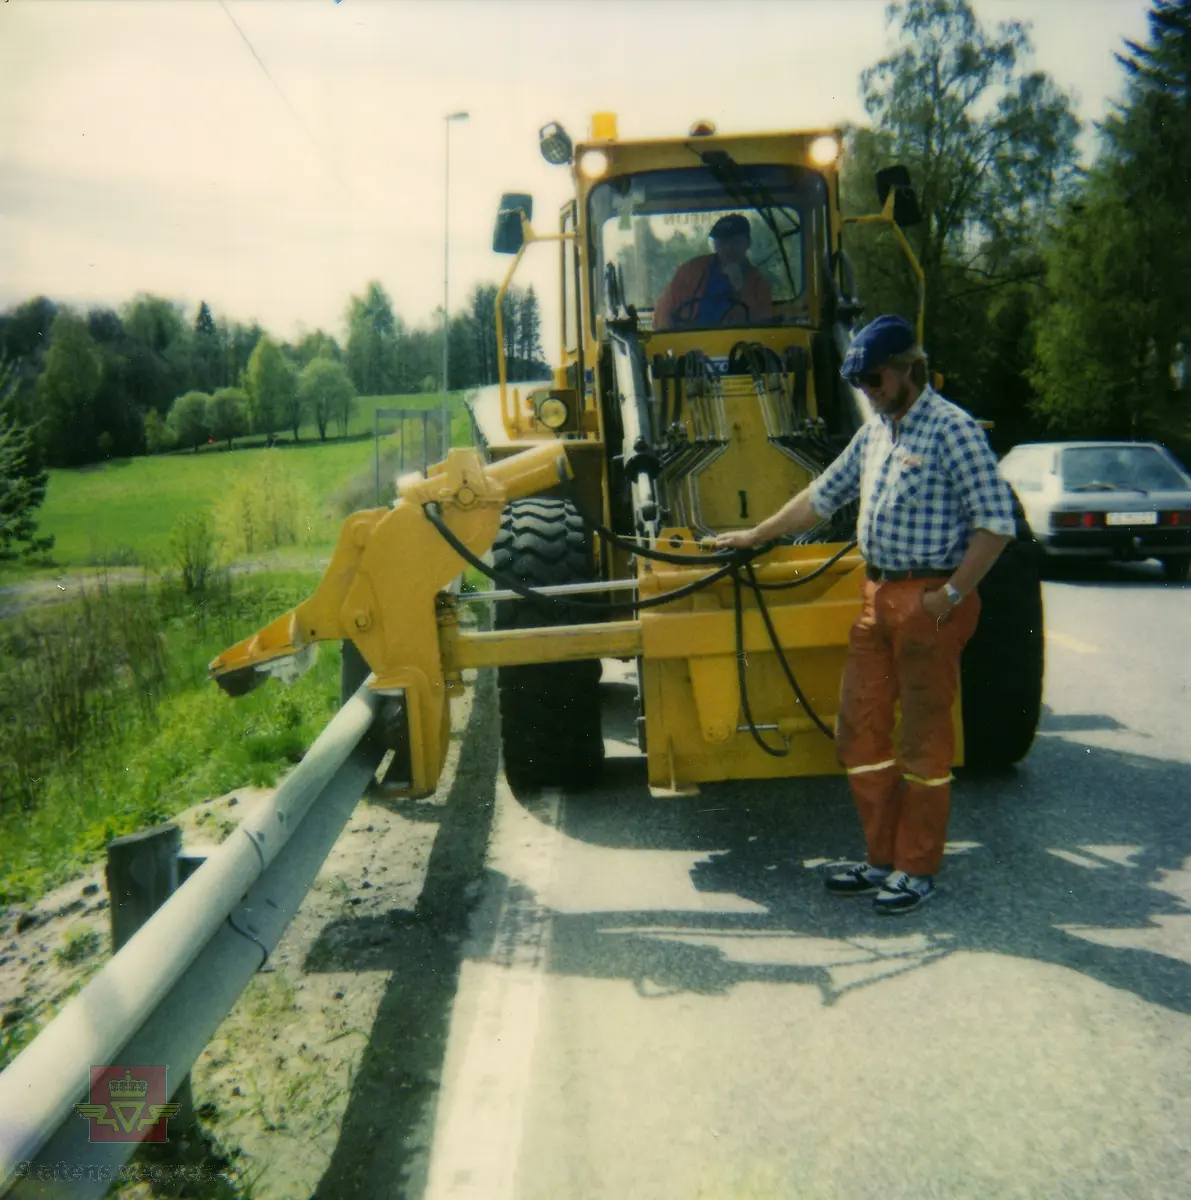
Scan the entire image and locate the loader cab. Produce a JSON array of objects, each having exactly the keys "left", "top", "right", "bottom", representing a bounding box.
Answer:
[{"left": 586, "top": 161, "right": 833, "bottom": 334}]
